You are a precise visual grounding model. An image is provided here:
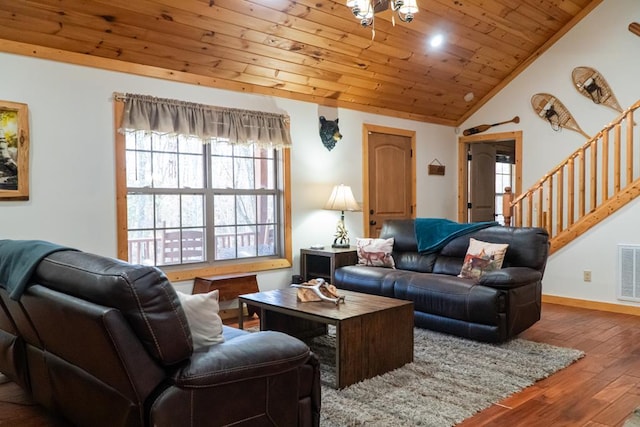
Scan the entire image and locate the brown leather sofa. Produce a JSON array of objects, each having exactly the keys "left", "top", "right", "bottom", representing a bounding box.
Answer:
[
  {"left": 0, "top": 249, "right": 320, "bottom": 427},
  {"left": 334, "top": 219, "right": 550, "bottom": 343}
]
